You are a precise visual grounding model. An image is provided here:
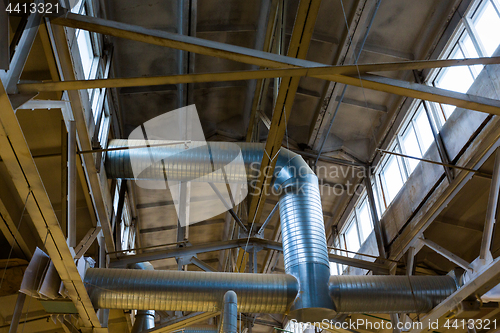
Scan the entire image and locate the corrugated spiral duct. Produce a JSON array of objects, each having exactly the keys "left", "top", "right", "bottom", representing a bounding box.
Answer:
[
  {"left": 84, "top": 268, "right": 298, "bottom": 314},
  {"left": 329, "top": 275, "right": 457, "bottom": 313},
  {"left": 87, "top": 139, "right": 460, "bottom": 320}
]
